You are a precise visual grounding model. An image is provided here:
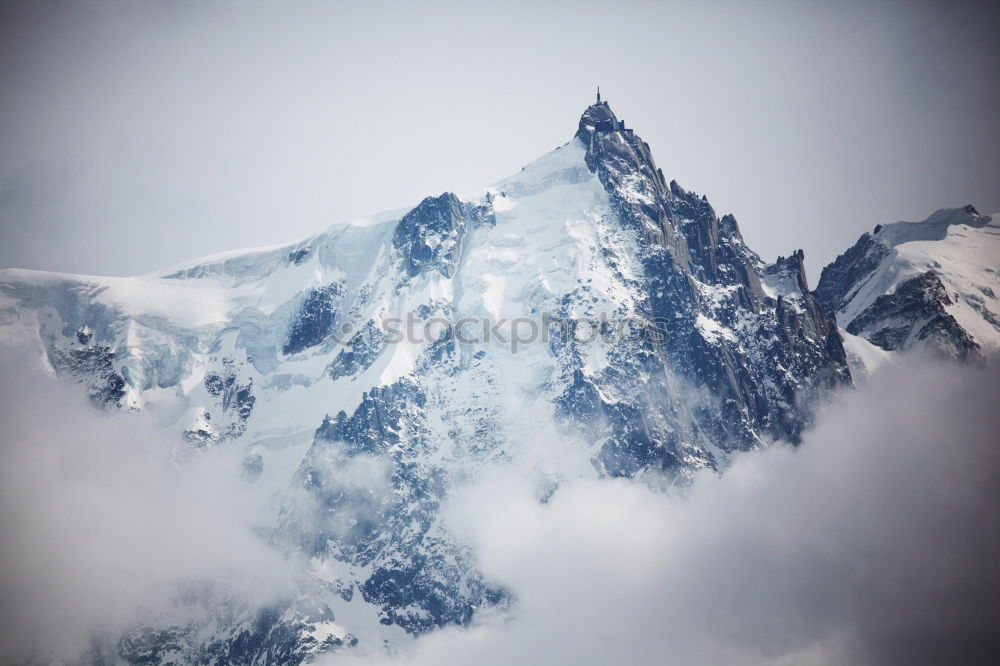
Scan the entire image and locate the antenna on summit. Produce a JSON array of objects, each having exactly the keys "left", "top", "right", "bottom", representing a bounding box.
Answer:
[{"left": 596, "top": 86, "right": 601, "bottom": 104}]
